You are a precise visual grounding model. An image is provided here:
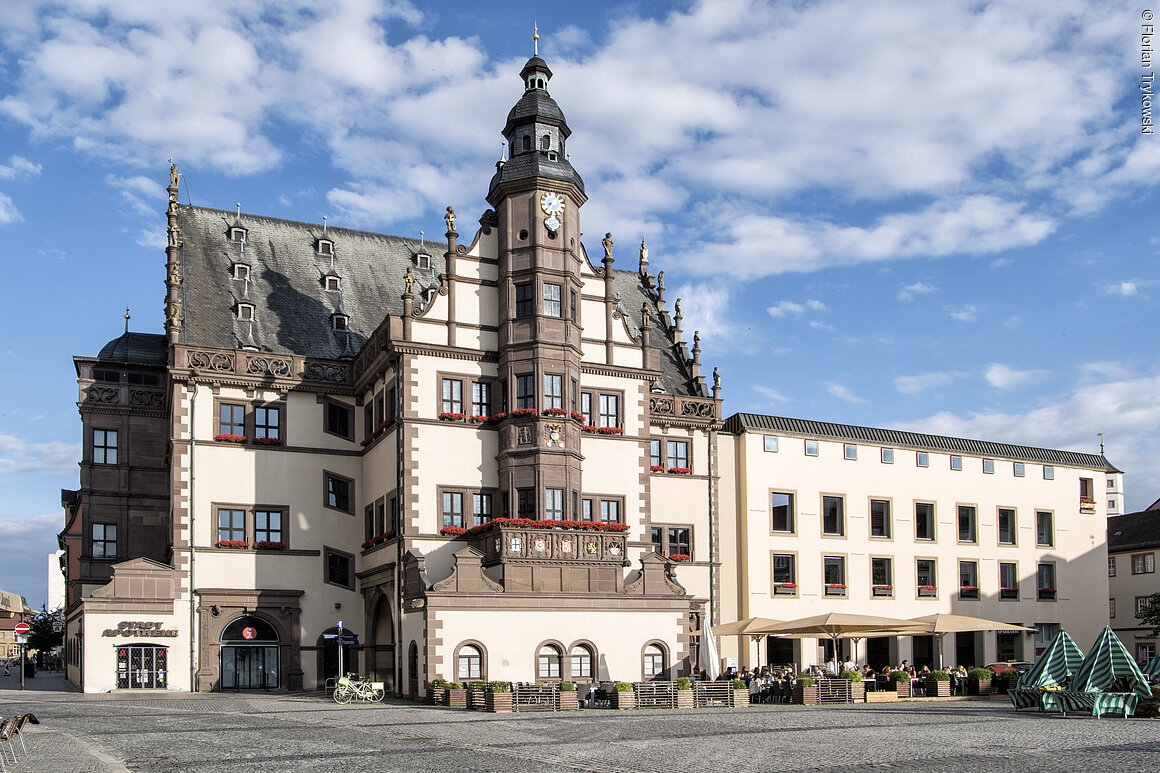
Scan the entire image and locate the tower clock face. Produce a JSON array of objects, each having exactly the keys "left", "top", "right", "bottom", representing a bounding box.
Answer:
[
  {"left": 544, "top": 215, "right": 562, "bottom": 233},
  {"left": 540, "top": 192, "right": 565, "bottom": 216}
]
